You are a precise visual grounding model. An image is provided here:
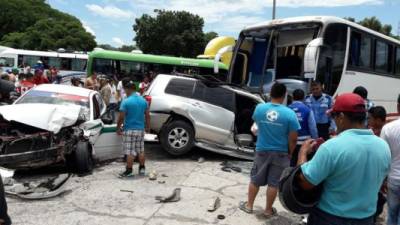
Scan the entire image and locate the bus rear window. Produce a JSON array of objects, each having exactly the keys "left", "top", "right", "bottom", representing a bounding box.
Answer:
[{"left": 93, "top": 58, "right": 114, "bottom": 75}]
